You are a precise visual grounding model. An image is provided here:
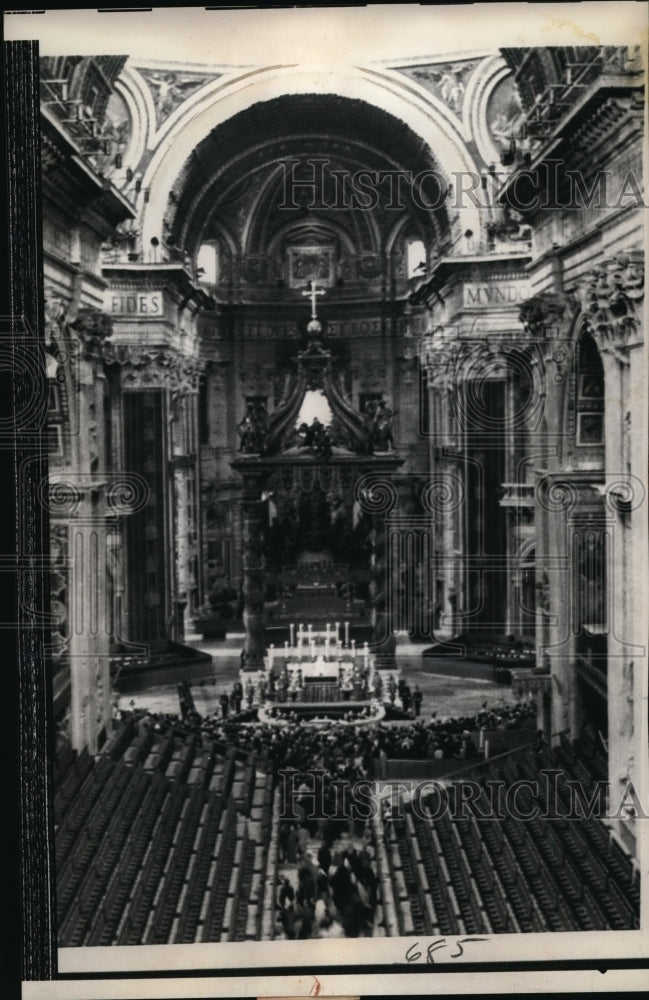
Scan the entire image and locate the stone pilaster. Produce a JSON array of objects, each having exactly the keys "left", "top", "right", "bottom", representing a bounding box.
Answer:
[
  {"left": 237, "top": 467, "right": 268, "bottom": 670},
  {"left": 576, "top": 253, "right": 645, "bottom": 815},
  {"left": 520, "top": 291, "right": 581, "bottom": 741}
]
